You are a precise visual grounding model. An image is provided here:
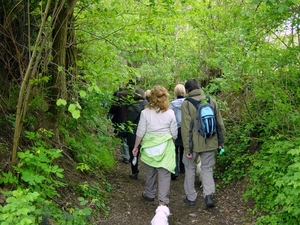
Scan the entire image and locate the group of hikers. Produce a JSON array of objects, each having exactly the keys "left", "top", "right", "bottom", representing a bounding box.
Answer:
[{"left": 109, "top": 78, "right": 225, "bottom": 209}]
